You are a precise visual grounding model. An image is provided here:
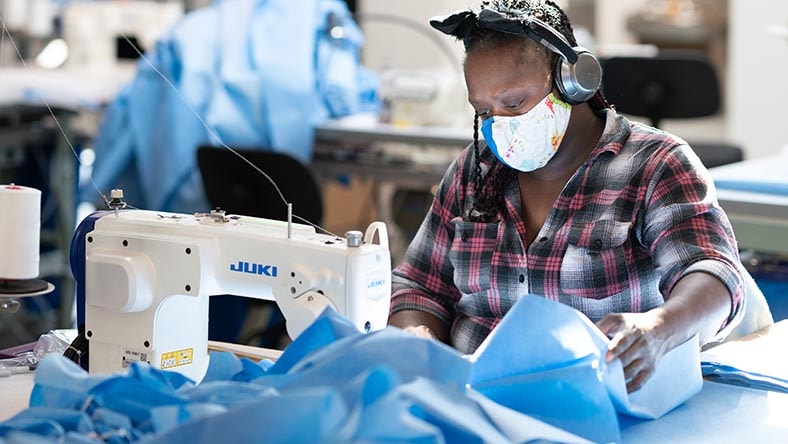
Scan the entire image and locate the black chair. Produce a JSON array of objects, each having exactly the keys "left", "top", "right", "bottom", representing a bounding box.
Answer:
[
  {"left": 683, "top": 141, "right": 743, "bottom": 169},
  {"left": 197, "top": 145, "right": 324, "bottom": 347},
  {"left": 601, "top": 52, "right": 743, "bottom": 168},
  {"left": 197, "top": 146, "right": 323, "bottom": 225}
]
